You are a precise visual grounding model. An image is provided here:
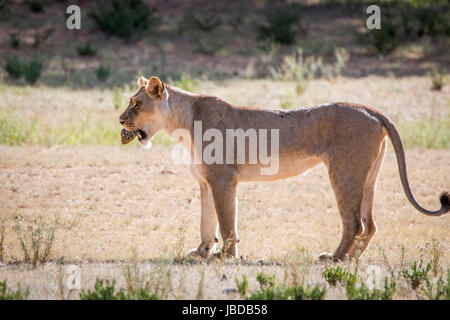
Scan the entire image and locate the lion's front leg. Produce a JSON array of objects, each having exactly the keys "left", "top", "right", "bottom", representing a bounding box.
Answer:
[
  {"left": 189, "top": 182, "right": 219, "bottom": 258},
  {"left": 209, "top": 177, "right": 239, "bottom": 258}
]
